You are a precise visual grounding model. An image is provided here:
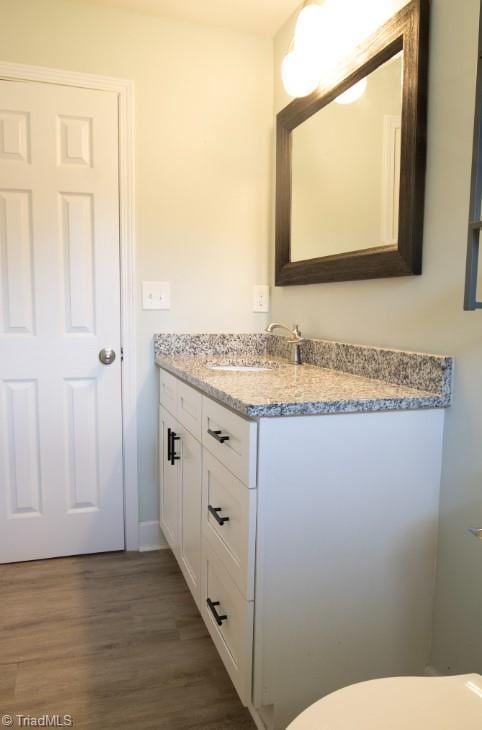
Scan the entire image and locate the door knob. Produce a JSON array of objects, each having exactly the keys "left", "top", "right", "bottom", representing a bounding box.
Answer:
[
  {"left": 99, "top": 348, "right": 116, "bottom": 365},
  {"left": 469, "top": 528, "right": 482, "bottom": 539}
]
